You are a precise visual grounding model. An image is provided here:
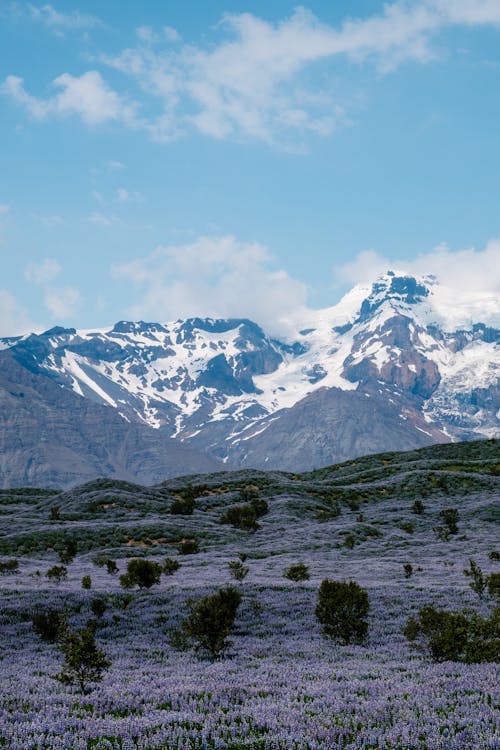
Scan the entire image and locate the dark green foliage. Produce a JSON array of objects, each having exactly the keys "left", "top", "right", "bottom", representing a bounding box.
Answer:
[
  {"left": 344, "top": 533, "right": 356, "bottom": 549},
  {"left": 411, "top": 499, "right": 425, "bottom": 515},
  {"left": 463, "top": 559, "right": 487, "bottom": 599},
  {"left": 220, "top": 503, "right": 259, "bottom": 531},
  {"left": 31, "top": 608, "right": 67, "bottom": 642},
  {"left": 56, "top": 627, "right": 111, "bottom": 694},
  {"left": 119, "top": 558, "right": 162, "bottom": 589},
  {"left": 163, "top": 557, "right": 181, "bottom": 575},
  {"left": 403, "top": 563, "right": 413, "bottom": 579},
  {"left": 0, "top": 558, "right": 19, "bottom": 575},
  {"left": 49, "top": 505, "right": 61, "bottom": 521},
  {"left": 489, "top": 550, "right": 500, "bottom": 561},
  {"left": 228, "top": 560, "right": 249, "bottom": 581},
  {"left": 93, "top": 556, "right": 118, "bottom": 574},
  {"left": 170, "top": 495, "right": 196, "bottom": 515},
  {"left": 106, "top": 559, "right": 118, "bottom": 575},
  {"left": 315, "top": 579, "right": 370, "bottom": 644},
  {"left": 399, "top": 521, "right": 415, "bottom": 534},
  {"left": 284, "top": 563, "right": 310, "bottom": 582},
  {"left": 182, "top": 586, "right": 241, "bottom": 658},
  {"left": 46, "top": 565, "right": 67, "bottom": 583},
  {"left": 90, "top": 598, "right": 107, "bottom": 618},
  {"left": 81, "top": 575, "right": 92, "bottom": 590},
  {"left": 57, "top": 538, "right": 78, "bottom": 564},
  {"left": 436, "top": 507, "right": 459, "bottom": 540},
  {"left": 487, "top": 573, "right": 500, "bottom": 601},
  {"left": 404, "top": 605, "right": 500, "bottom": 663},
  {"left": 220, "top": 489, "right": 268, "bottom": 532},
  {"left": 178, "top": 538, "right": 199, "bottom": 555}
]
